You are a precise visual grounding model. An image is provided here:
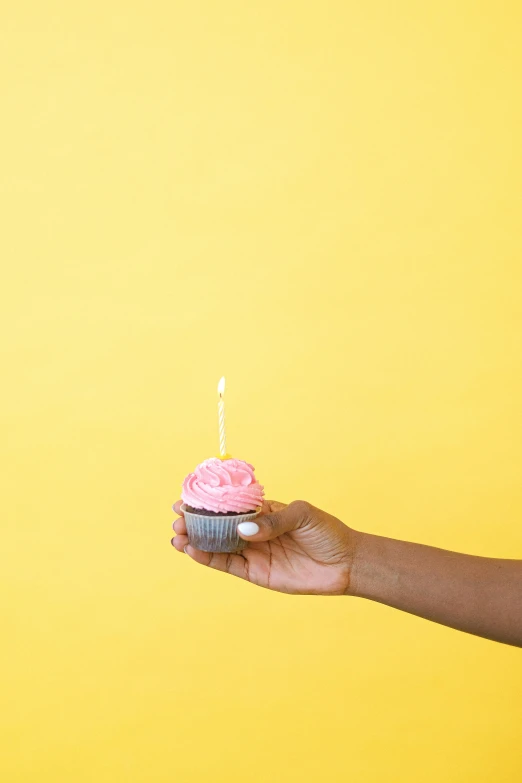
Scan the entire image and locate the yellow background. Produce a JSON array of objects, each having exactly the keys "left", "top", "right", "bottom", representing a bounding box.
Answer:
[{"left": 1, "top": 2, "right": 521, "bottom": 781}]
